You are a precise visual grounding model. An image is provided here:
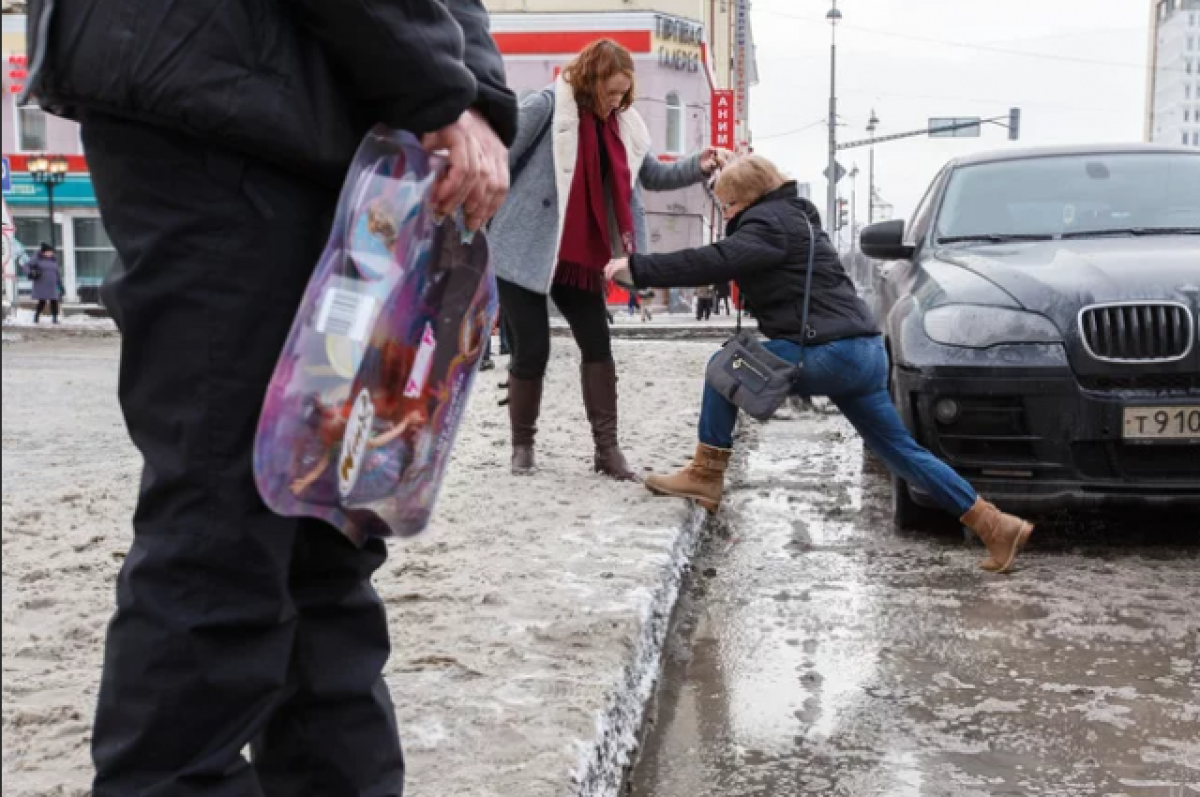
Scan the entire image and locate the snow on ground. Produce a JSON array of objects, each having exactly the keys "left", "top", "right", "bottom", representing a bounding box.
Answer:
[
  {"left": 3, "top": 308, "right": 117, "bottom": 331},
  {"left": 1, "top": 335, "right": 719, "bottom": 797}
]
